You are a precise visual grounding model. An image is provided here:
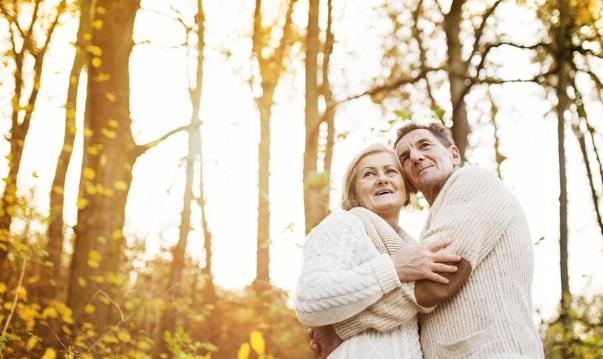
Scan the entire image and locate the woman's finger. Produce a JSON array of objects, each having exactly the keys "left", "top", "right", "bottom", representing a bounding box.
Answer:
[
  {"left": 433, "top": 252, "right": 461, "bottom": 263},
  {"left": 425, "top": 238, "right": 452, "bottom": 252},
  {"left": 433, "top": 263, "right": 458, "bottom": 273},
  {"left": 427, "top": 271, "right": 450, "bottom": 284}
]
